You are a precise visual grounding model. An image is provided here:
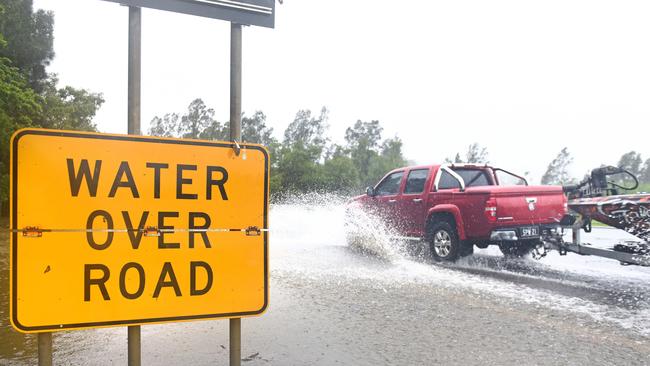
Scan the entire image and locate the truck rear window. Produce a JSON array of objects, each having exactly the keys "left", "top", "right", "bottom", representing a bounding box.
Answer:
[
  {"left": 453, "top": 169, "right": 491, "bottom": 187},
  {"left": 438, "top": 171, "right": 462, "bottom": 190},
  {"left": 436, "top": 168, "right": 493, "bottom": 190}
]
